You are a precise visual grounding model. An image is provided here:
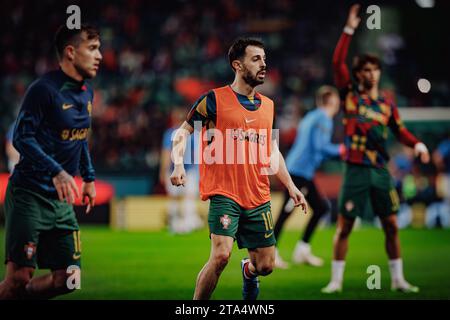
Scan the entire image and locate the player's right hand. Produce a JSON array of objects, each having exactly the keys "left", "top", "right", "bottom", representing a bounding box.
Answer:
[
  {"left": 170, "top": 164, "right": 186, "bottom": 187},
  {"left": 52, "top": 170, "right": 80, "bottom": 204},
  {"left": 346, "top": 4, "right": 361, "bottom": 30}
]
